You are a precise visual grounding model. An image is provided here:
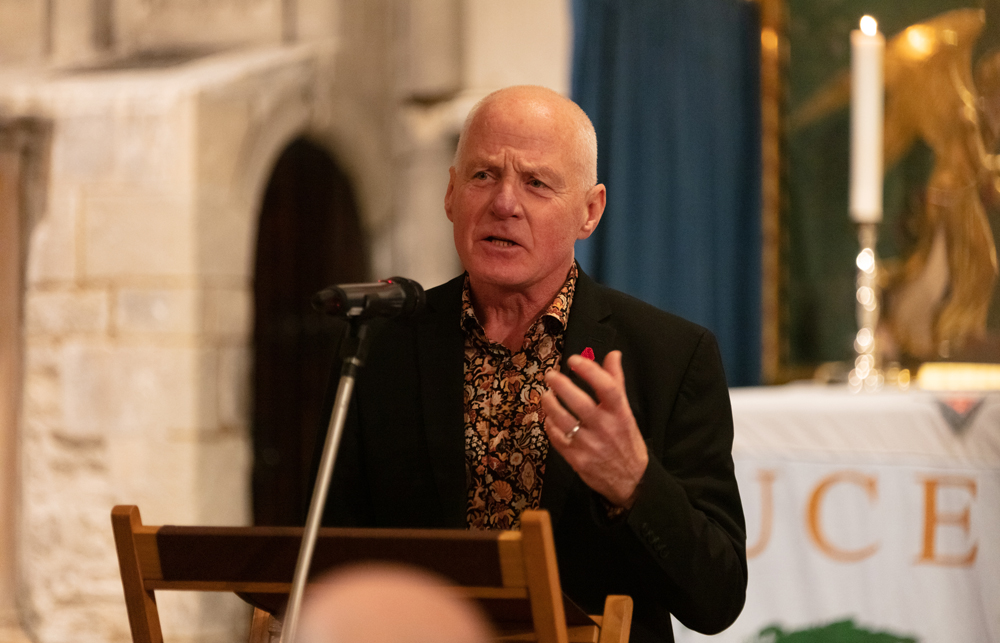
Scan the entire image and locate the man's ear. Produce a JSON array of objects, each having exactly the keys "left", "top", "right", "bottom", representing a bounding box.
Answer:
[
  {"left": 577, "top": 183, "right": 606, "bottom": 239},
  {"left": 444, "top": 167, "right": 457, "bottom": 222}
]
